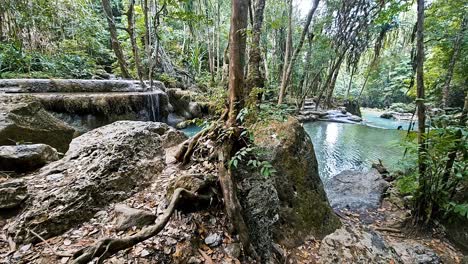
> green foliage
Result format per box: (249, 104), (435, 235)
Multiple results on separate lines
(400, 114), (468, 220)
(229, 146), (277, 178)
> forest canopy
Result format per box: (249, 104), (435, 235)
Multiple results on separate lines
(0, 0), (466, 109)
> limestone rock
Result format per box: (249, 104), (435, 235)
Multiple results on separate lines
(344, 99), (362, 117)
(318, 224), (401, 263)
(204, 233), (222, 247)
(0, 179), (28, 209)
(224, 243), (241, 259)
(113, 204), (156, 231)
(326, 169), (389, 212)
(0, 144), (59, 173)
(254, 118), (340, 247)
(0, 95), (75, 152)
(8, 121), (176, 243)
(390, 241), (441, 264)
(381, 112), (394, 119)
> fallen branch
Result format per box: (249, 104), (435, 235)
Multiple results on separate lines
(28, 229), (73, 258)
(71, 188), (211, 264)
(374, 227), (401, 233)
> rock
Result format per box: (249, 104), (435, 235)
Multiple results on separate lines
(254, 118), (340, 247)
(166, 88), (196, 119)
(326, 169), (389, 211)
(188, 102), (201, 118)
(36, 91), (170, 133)
(8, 121), (180, 243)
(348, 115), (363, 122)
(204, 233), (222, 247)
(344, 99), (362, 117)
(0, 95), (75, 152)
(224, 243), (241, 259)
(176, 120), (191, 129)
(0, 144), (59, 173)
(318, 224), (401, 263)
(113, 204), (156, 231)
(0, 179), (28, 209)
(380, 112), (394, 119)
(0, 79), (165, 93)
(296, 114), (318, 122)
(390, 241), (441, 263)
(444, 213), (468, 254)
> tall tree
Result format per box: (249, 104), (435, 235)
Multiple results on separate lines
(246, 0), (267, 98)
(127, 0), (145, 87)
(101, 0), (131, 79)
(414, 0), (428, 224)
(442, 16), (467, 107)
(278, 0), (320, 104)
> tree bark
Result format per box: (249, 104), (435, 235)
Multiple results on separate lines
(414, 0), (428, 224)
(442, 16), (467, 108)
(101, 0), (131, 79)
(278, 0), (320, 105)
(246, 0), (267, 99)
(127, 0), (146, 87)
(277, 0), (293, 105)
(227, 0), (249, 125)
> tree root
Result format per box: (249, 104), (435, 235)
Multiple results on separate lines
(71, 188), (211, 264)
(218, 142), (260, 261)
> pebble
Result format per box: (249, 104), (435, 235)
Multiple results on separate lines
(204, 233), (223, 247)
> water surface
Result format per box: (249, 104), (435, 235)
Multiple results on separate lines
(303, 121), (406, 182)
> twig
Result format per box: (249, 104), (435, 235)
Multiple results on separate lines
(28, 229), (73, 257)
(198, 249), (214, 264)
(374, 227), (401, 233)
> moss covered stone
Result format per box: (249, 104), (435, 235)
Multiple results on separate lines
(253, 117), (341, 247)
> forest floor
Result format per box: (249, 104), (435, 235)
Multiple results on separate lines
(0, 147), (465, 264)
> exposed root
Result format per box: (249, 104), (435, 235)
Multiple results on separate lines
(70, 188), (211, 264)
(218, 142), (259, 261)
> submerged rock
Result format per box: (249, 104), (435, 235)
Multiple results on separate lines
(0, 95), (75, 152)
(0, 179), (28, 209)
(253, 118), (341, 247)
(8, 121), (183, 243)
(318, 224), (401, 263)
(0, 144), (59, 173)
(326, 169), (389, 212)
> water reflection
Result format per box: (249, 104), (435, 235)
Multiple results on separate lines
(303, 121), (405, 182)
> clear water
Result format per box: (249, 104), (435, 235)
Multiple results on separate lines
(362, 109), (417, 131)
(181, 110), (409, 182)
(303, 121), (406, 182)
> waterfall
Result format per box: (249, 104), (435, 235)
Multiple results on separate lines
(146, 91), (160, 122)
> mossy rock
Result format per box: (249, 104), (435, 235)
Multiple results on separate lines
(253, 117), (341, 247)
(0, 95), (75, 152)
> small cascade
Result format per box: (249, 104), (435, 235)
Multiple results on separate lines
(146, 91), (161, 122)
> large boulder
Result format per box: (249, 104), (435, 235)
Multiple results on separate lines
(253, 118), (341, 247)
(7, 121), (185, 243)
(344, 99), (362, 117)
(325, 169), (389, 212)
(0, 144), (59, 173)
(318, 224), (401, 263)
(0, 95), (75, 152)
(0, 179), (28, 209)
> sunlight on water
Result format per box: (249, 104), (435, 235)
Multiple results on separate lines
(303, 121), (406, 182)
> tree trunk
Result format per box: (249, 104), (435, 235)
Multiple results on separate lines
(414, 0), (428, 224)
(346, 66), (356, 98)
(101, 0), (131, 79)
(127, 0), (146, 87)
(227, 0), (248, 125)
(245, 0), (267, 99)
(278, 0), (320, 105)
(277, 0), (293, 105)
(442, 16), (467, 108)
